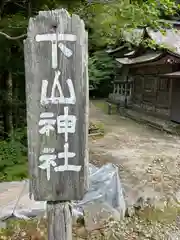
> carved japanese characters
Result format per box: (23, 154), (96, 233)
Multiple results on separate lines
(36, 33), (81, 180)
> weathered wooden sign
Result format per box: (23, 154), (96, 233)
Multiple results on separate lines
(24, 9), (88, 202)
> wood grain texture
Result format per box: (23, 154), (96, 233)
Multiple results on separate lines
(24, 9), (88, 201)
(47, 202), (72, 240)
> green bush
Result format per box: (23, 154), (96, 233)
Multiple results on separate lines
(0, 128), (28, 182)
(89, 50), (116, 97)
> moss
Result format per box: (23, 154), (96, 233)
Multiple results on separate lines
(89, 121), (105, 137)
(137, 205), (180, 224)
(93, 100), (117, 115)
(0, 219), (47, 240)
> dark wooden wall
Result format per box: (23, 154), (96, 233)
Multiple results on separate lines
(129, 62), (179, 117)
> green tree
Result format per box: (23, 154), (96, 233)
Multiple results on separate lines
(0, 0), (85, 138)
(76, 0), (180, 47)
(0, 0), (85, 181)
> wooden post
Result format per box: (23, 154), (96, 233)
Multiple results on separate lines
(108, 102), (112, 115)
(154, 77), (158, 112)
(169, 78), (173, 111)
(24, 9), (88, 240)
(47, 202), (72, 239)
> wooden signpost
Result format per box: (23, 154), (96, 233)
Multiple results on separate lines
(24, 9), (88, 239)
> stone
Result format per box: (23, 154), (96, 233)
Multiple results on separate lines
(0, 221), (6, 229)
(125, 206), (135, 217)
(76, 226), (88, 239)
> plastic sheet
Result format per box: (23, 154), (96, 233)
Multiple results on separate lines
(72, 163), (126, 228)
(166, 231), (180, 240)
(0, 163), (125, 225)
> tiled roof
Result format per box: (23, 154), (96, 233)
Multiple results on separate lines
(146, 28), (180, 55)
(116, 52), (162, 65)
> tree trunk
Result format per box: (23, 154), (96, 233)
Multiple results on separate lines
(2, 70), (13, 138)
(0, 0), (6, 18)
(28, 0), (32, 17)
(12, 77), (19, 129)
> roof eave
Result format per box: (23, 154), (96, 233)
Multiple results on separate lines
(115, 52), (164, 65)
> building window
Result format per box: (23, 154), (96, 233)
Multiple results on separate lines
(120, 84), (125, 95)
(159, 78), (169, 91)
(120, 83), (131, 96)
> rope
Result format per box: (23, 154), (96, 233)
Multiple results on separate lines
(12, 180), (28, 216)
(1, 180), (28, 221)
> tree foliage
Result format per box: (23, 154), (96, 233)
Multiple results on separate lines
(89, 50), (116, 96)
(0, 0), (180, 180)
(76, 0), (180, 47)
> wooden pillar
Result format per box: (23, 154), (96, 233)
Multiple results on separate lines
(116, 83), (118, 95)
(123, 66), (129, 108)
(47, 202), (72, 240)
(169, 78), (173, 117)
(141, 77), (144, 108)
(124, 82), (127, 108)
(154, 77), (158, 112)
(113, 83), (116, 94)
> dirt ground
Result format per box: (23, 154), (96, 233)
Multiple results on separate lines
(89, 101), (180, 206)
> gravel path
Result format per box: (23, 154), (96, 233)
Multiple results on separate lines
(89, 101), (180, 205)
